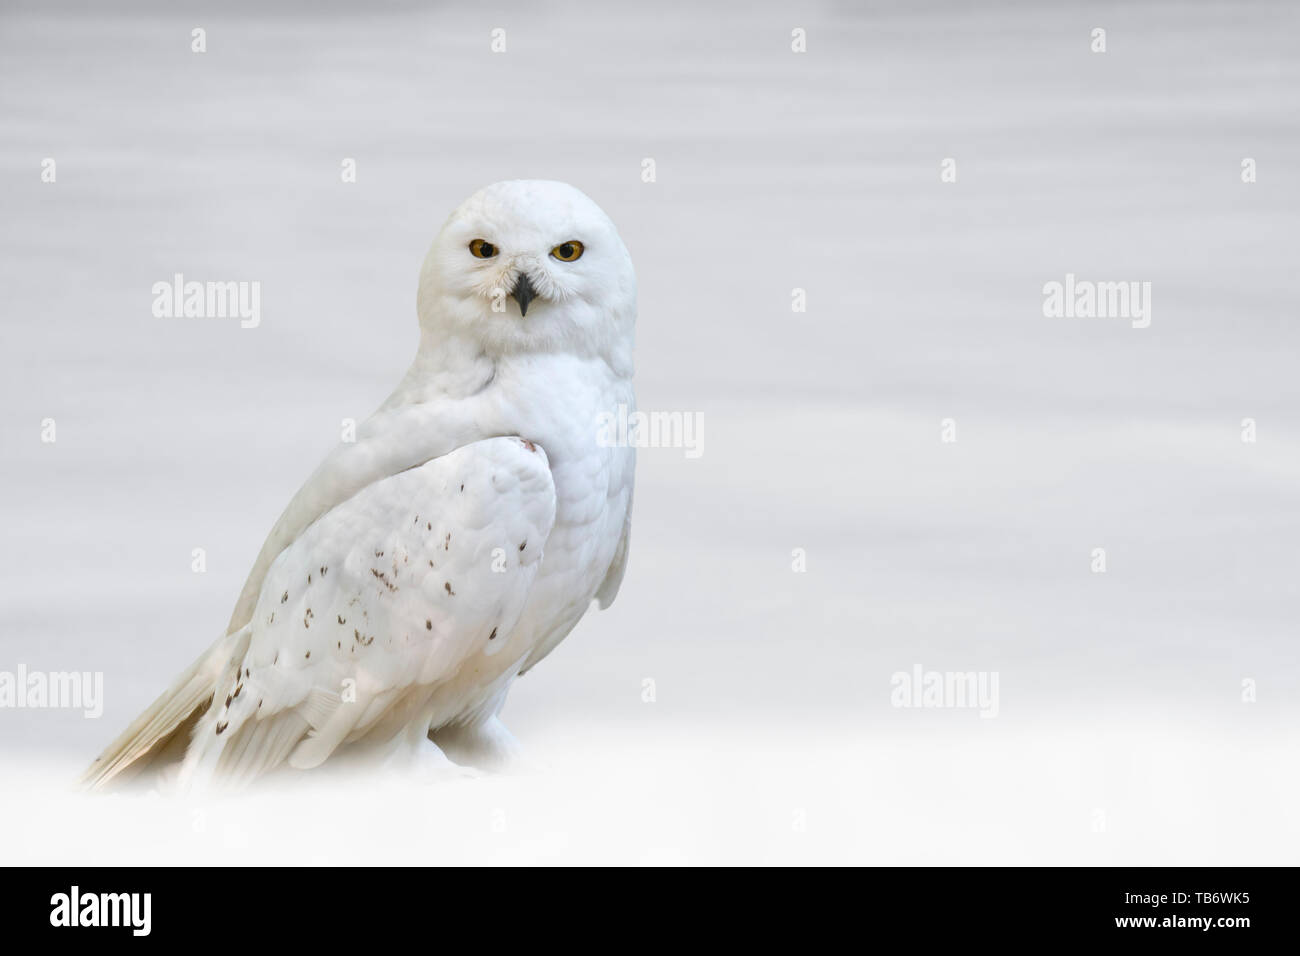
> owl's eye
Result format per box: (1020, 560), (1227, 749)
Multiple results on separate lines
(550, 240), (584, 262)
(469, 239), (497, 258)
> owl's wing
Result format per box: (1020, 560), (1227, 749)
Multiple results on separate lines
(225, 399), (494, 636)
(168, 435), (555, 789)
(81, 402), (518, 790)
(178, 436), (555, 788)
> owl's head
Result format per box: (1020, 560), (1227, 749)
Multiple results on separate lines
(417, 180), (636, 367)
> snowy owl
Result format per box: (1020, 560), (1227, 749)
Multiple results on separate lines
(84, 180), (636, 790)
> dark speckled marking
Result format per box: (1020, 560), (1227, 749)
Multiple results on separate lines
(281, 590), (288, 604)
(444, 582), (454, 596)
(489, 627), (497, 640)
(425, 619), (432, 630)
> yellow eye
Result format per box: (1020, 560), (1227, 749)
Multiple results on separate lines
(469, 239), (497, 258)
(550, 240), (584, 262)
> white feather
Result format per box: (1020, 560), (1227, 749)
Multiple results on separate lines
(85, 181), (637, 790)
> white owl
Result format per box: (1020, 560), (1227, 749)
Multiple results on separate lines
(84, 180), (636, 790)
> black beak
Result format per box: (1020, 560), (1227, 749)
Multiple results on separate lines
(510, 274), (537, 317)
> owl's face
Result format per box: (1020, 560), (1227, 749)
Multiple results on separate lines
(418, 181), (636, 363)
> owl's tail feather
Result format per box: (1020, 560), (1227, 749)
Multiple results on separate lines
(79, 626), (252, 791)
